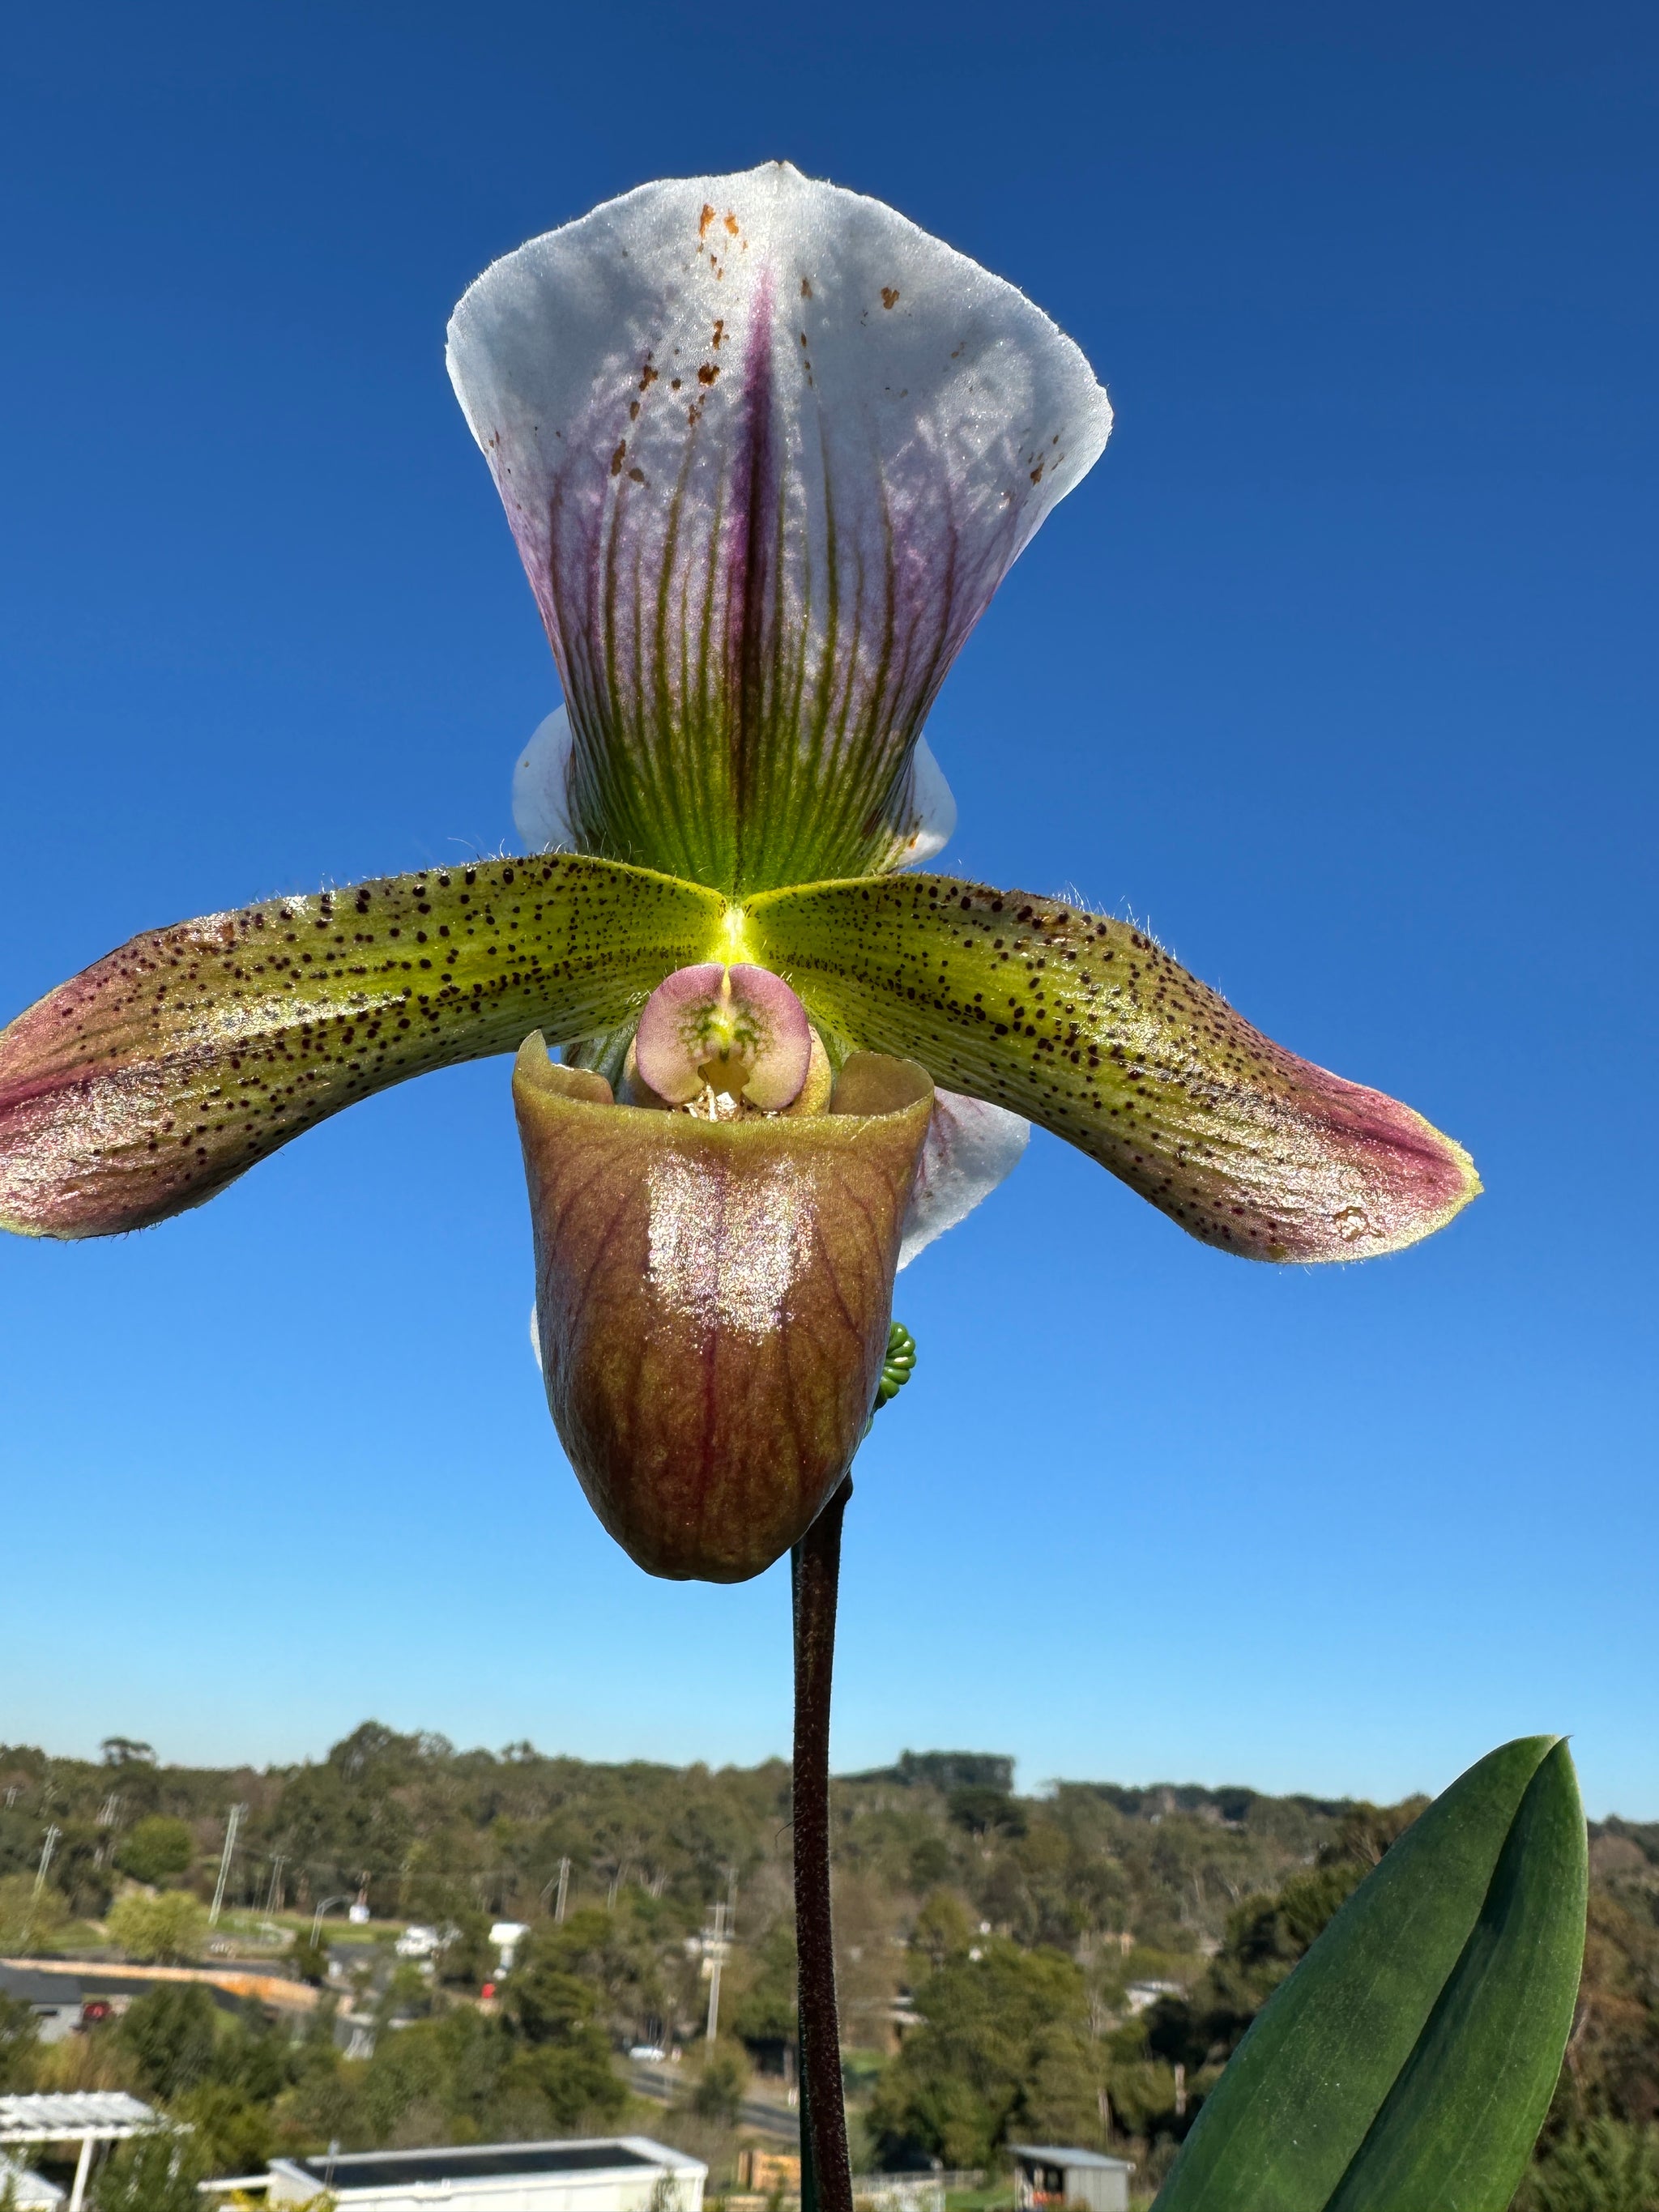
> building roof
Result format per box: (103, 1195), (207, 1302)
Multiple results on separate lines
(0, 1957), (314, 2014)
(0, 2093), (157, 2142)
(0, 1963), (247, 2014)
(280, 2135), (706, 2193)
(0, 1968), (83, 2006)
(1008, 2146), (1137, 2173)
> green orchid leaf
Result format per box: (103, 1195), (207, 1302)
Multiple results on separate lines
(1319, 1740), (1587, 2212)
(0, 854), (723, 1238)
(746, 873), (1478, 1262)
(1154, 1736), (1588, 2212)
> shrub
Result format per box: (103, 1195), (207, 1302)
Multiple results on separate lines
(90, 2129), (205, 2212)
(1519, 2119), (1659, 2212)
(106, 1890), (207, 1965)
(114, 1817), (194, 1888)
(117, 1984), (216, 2099)
(0, 1875), (68, 1954)
(689, 2040), (750, 2124)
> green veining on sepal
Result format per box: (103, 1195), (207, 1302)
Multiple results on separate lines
(0, 853), (725, 1239)
(745, 872), (1479, 1265)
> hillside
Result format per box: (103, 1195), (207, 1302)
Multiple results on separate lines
(0, 1727), (1653, 2202)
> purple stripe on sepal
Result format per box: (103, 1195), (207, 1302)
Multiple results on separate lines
(447, 164), (1113, 894)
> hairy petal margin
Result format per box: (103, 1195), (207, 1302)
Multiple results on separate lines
(748, 875), (1479, 1264)
(0, 856), (724, 1238)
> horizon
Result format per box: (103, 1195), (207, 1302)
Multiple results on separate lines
(5, 1724), (1644, 1826)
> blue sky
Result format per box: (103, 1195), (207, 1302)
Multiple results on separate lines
(2, 1), (1653, 1818)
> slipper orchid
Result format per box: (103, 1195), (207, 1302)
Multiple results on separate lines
(0, 163), (1478, 1571)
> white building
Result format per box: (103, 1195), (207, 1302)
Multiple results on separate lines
(490, 1920), (532, 1975)
(266, 2133), (707, 2211)
(1124, 1980), (1185, 2017)
(0, 2095), (162, 2212)
(0, 2155), (64, 2208)
(1009, 2145), (1137, 2212)
(394, 1924), (446, 1960)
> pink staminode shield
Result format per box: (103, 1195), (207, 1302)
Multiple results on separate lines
(633, 962), (813, 1110)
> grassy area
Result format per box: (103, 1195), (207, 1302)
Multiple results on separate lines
(3, 1918), (116, 1957)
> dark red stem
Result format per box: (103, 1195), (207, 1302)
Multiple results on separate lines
(793, 1475), (853, 2212)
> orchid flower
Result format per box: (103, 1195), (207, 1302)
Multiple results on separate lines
(0, 162), (1477, 1589)
(0, 162), (1486, 2212)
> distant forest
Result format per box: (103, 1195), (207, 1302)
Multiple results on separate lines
(0, 1726), (1653, 2206)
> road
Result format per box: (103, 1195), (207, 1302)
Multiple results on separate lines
(628, 2061), (801, 2144)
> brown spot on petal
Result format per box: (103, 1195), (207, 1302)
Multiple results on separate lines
(0, 857), (724, 1239)
(749, 875), (1480, 1267)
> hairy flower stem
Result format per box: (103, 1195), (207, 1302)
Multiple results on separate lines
(793, 1474), (854, 2212)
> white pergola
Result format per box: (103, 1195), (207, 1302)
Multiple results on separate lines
(0, 2091), (161, 2212)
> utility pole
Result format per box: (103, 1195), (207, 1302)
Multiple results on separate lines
(265, 1853), (286, 1916)
(702, 1899), (731, 2044)
(209, 1804), (246, 1927)
(94, 1795), (119, 1867)
(554, 1857), (570, 1924)
(23, 1826), (62, 1950)
(33, 1826), (62, 1899)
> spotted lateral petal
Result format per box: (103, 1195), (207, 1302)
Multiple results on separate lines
(748, 876), (1479, 1263)
(0, 855), (724, 1238)
(446, 161), (1111, 896)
